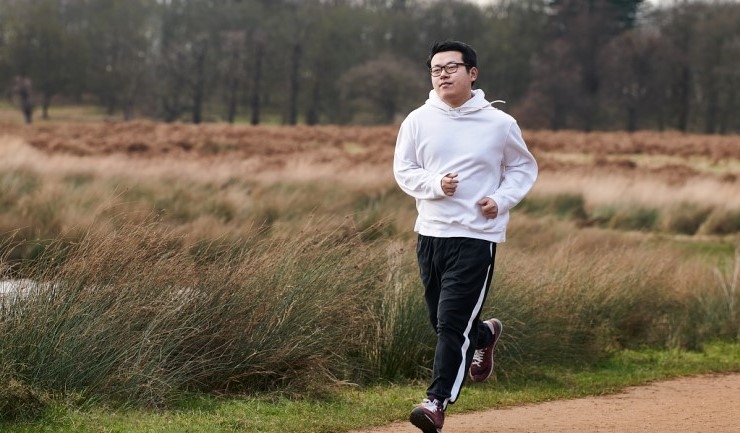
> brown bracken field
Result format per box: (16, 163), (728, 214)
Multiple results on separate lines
(2, 120), (739, 234)
(3, 121), (738, 178)
(3, 120), (738, 205)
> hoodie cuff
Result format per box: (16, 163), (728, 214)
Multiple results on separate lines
(434, 174), (447, 198)
(490, 195), (509, 214)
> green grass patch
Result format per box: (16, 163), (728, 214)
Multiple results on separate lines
(699, 208), (740, 236)
(1, 341), (738, 433)
(607, 206), (659, 231)
(519, 193), (588, 220)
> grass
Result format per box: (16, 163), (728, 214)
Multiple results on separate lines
(0, 104), (109, 124)
(1, 341), (739, 433)
(1, 217), (396, 403)
(520, 192), (740, 236)
(2, 215), (738, 427)
(0, 125), (738, 430)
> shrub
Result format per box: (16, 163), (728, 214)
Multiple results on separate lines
(486, 228), (728, 368)
(586, 206), (618, 227)
(698, 208), (740, 236)
(0, 168), (41, 209)
(352, 189), (404, 241)
(358, 241), (434, 382)
(518, 193), (587, 221)
(0, 218), (391, 406)
(608, 206), (659, 231)
(661, 203), (712, 235)
(0, 377), (46, 422)
(704, 249), (740, 340)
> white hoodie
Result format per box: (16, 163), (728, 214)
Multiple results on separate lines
(394, 89), (538, 243)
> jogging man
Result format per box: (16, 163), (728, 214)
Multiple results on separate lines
(393, 40), (538, 433)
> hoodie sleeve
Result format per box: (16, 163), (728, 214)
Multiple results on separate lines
(490, 121), (538, 213)
(393, 117), (446, 200)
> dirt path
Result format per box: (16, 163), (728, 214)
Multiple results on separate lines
(350, 373), (740, 433)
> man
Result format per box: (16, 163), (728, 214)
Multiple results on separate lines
(393, 40), (538, 433)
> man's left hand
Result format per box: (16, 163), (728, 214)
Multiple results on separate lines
(477, 197), (499, 219)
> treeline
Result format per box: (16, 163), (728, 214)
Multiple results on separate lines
(1, 0), (738, 133)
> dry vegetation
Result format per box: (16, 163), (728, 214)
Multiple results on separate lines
(1, 120), (738, 265)
(0, 121), (738, 413)
(2, 121), (738, 238)
(2, 121), (737, 189)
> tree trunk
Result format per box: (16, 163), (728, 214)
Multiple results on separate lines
(551, 89), (566, 131)
(226, 76), (239, 124)
(225, 50), (240, 124)
(42, 93), (51, 120)
(718, 89), (735, 134)
(192, 46), (207, 124)
(676, 66), (691, 132)
(704, 88), (718, 134)
(16, 77), (34, 124)
(306, 76), (320, 125)
(250, 40), (264, 126)
(286, 43), (302, 125)
(626, 105), (637, 132)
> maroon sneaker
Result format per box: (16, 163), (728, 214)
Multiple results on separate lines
(469, 318), (503, 382)
(409, 398), (444, 433)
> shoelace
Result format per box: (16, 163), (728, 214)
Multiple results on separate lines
(422, 398), (442, 412)
(471, 348), (485, 366)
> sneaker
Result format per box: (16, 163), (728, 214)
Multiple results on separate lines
(409, 398), (444, 433)
(469, 318), (503, 382)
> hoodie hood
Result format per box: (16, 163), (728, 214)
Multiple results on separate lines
(425, 88), (493, 116)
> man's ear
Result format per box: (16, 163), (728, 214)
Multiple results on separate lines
(470, 66), (478, 82)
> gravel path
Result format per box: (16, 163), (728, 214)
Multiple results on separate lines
(350, 373), (740, 433)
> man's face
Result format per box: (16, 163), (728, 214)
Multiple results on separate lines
(430, 50), (477, 108)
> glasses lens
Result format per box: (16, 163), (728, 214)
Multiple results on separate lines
(444, 63), (459, 74)
(430, 67), (442, 76)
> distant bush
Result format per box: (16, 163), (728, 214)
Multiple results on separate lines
(661, 203), (712, 235)
(699, 208), (740, 235)
(585, 206), (618, 228)
(608, 206), (659, 231)
(519, 193), (587, 220)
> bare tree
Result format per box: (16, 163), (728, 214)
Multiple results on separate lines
(249, 31), (265, 125)
(12, 75), (34, 123)
(518, 39), (580, 130)
(220, 31), (247, 124)
(338, 54), (427, 124)
(691, 3), (740, 133)
(600, 28), (663, 131)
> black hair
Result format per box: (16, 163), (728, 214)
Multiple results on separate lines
(426, 40), (478, 70)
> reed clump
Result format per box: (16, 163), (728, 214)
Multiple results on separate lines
(1, 217), (395, 406)
(521, 193), (740, 237)
(0, 377), (46, 422)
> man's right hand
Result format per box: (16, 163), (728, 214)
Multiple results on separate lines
(442, 173), (459, 196)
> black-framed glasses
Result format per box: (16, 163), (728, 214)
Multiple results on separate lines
(430, 62), (468, 77)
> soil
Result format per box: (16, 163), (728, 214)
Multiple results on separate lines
(350, 373), (740, 433)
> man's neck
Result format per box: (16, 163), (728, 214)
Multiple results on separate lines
(443, 91), (475, 109)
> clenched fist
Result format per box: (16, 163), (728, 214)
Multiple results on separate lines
(442, 173), (459, 196)
(477, 197), (499, 219)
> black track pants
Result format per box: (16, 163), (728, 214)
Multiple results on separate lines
(417, 235), (497, 407)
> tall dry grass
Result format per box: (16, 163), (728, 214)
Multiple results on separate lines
(1, 216), (406, 407)
(496, 216), (733, 365)
(0, 125), (738, 413)
(5, 212), (734, 411)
